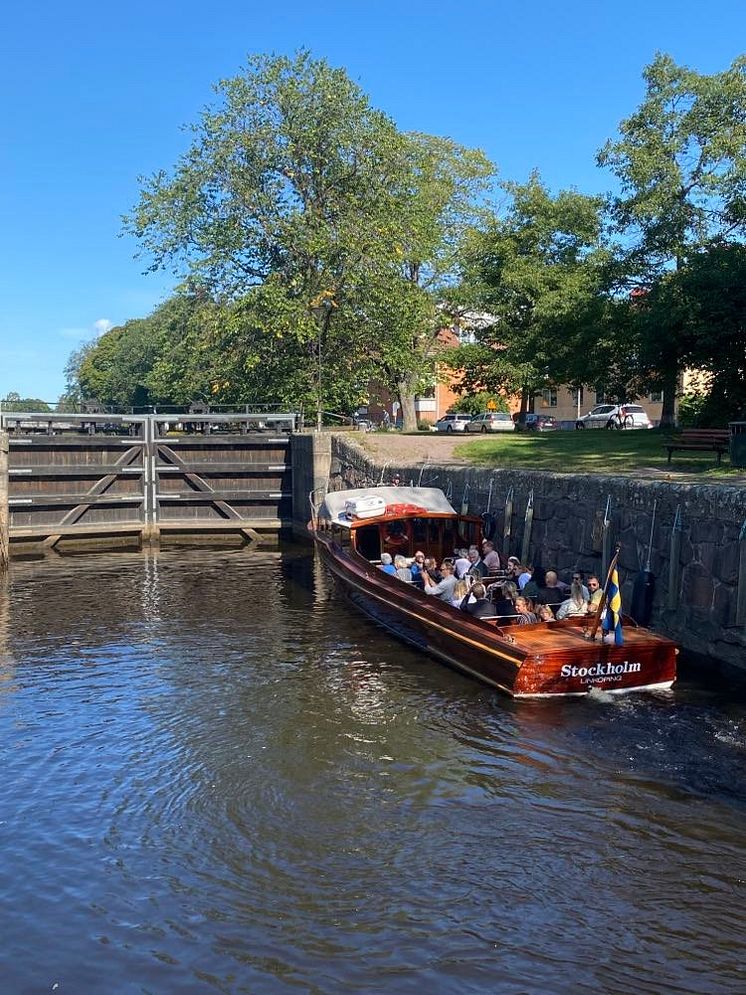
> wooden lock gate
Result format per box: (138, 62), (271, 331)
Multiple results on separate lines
(1, 412), (299, 552)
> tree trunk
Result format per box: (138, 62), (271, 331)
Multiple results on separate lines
(659, 365), (679, 428)
(397, 374), (419, 433)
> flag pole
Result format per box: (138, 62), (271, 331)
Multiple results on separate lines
(588, 542), (622, 642)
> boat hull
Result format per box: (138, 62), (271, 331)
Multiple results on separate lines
(314, 534), (677, 698)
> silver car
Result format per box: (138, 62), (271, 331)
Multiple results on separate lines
(575, 403), (653, 430)
(465, 412), (515, 433)
(434, 413), (473, 433)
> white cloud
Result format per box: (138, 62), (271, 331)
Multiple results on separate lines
(58, 317), (114, 342)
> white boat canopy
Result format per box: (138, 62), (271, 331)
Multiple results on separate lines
(320, 486), (458, 527)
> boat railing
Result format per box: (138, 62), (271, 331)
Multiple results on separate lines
(309, 486), (328, 529)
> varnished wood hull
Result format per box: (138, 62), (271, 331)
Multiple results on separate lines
(313, 533), (677, 698)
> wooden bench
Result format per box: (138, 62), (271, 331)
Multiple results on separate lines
(665, 429), (730, 464)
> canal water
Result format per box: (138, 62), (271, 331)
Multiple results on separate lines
(0, 548), (744, 994)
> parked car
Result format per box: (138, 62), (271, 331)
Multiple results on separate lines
(465, 411), (515, 433)
(513, 412), (558, 432)
(434, 413), (473, 433)
(575, 403), (653, 430)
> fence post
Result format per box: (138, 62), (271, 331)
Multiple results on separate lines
(0, 432), (8, 572)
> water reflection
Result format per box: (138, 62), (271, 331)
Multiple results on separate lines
(0, 547), (744, 993)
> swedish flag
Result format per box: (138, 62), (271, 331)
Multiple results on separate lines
(602, 566), (624, 645)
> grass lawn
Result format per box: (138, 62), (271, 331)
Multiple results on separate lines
(455, 428), (742, 478)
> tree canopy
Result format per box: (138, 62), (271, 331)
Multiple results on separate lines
(63, 50), (746, 429)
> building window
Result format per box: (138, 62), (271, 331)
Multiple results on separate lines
(540, 388), (557, 408)
(649, 390), (663, 403)
(595, 388), (605, 405)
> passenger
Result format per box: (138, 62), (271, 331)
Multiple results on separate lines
(556, 582), (589, 620)
(521, 570), (540, 600)
(537, 603), (556, 622)
(423, 561), (457, 602)
(410, 551), (427, 588)
(462, 582), (497, 618)
(466, 548), (488, 580)
(567, 571), (590, 601)
(514, 596), (539, 624)
(537, 570), (565, 611)
(517, 564), (533, 590)
(492, 582), (518, 621)
(454, 548), (471, 579)
(378, 552), (397, 576)
(423, 556), (442, 583)
(394, 555), (412, 583)
(481, 539), (502, 574)
(451, 578), (474, 608)
(587, 575), (603, 609)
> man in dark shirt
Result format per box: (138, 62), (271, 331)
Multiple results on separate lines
(537, 569), (565, 610)
(466, 548), (488, 579)
(460, 582), (497, 618)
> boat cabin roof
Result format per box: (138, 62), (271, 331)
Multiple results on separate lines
(320, 486), (458, 528)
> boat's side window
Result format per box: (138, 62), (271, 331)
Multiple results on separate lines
(412, 517), (428, 545)
(355, 524), (381, 560)
(330, 523), (350, 548)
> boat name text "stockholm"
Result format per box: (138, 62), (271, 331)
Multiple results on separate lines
(560, 661), (642, 682)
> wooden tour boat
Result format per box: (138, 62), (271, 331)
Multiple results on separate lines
(309, 486), (677, 698)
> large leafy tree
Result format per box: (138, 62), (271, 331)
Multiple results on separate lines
(365, 132), (494, 430)
(125, 51), (410, 425)
(451, 172), (610, 410)
(636, 243), (746, 425)
(598, 53), (746, 425)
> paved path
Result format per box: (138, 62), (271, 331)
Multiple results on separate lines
(358, 432), (470, 465)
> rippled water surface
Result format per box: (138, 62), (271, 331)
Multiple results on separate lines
(0, 548), (745, 994)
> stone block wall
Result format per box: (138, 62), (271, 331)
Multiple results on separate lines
(330, 435), (746, 671)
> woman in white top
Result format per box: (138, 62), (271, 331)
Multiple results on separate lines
(556, 582), (589, 620)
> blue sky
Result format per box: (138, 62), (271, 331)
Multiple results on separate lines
(2, 0), (744, 401)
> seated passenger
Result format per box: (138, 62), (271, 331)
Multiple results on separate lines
(454, 548), (471, 579)
(394, 554), (413, 582)
(410, 551), (426, 588)
(587, 575), (603, 609)
(462, 582), (497, 618)
(514, 596), (539, 624)
(378, 553), (397, 576)
(467, 548), (488, 580)
(556, 582), (589, 619)
(423, 556), (442, 583)
(537, 603), (555, 622)
(492, 581), (518, 620)
(450, 578), (474, 608)
(481, 540), (502, 575)
(423, 561), (457, 601)
(517, 564), (533, 590)
(567, 571), (590, 601)
(537, 570), (565, 610)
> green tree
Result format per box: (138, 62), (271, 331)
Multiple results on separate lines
(451, 172), (609, 410)
(0, 392), (51, 412)
(598, 53), (746, 425)
(126, 51), (411, 427)
(365, 132), (494, 431)
(636, 243), (746, 425)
